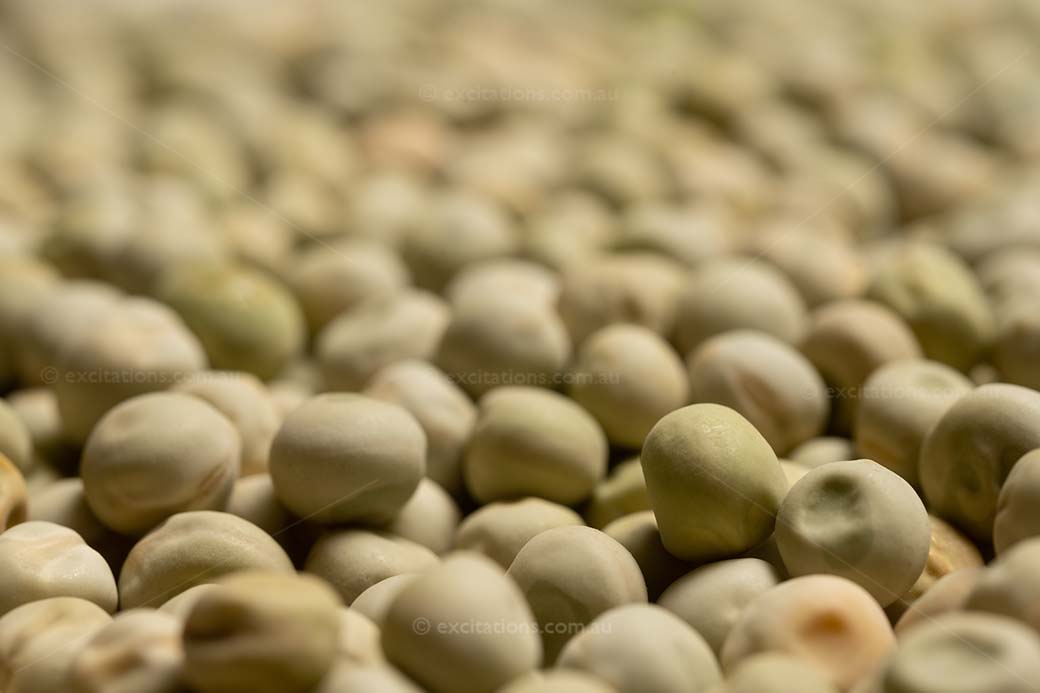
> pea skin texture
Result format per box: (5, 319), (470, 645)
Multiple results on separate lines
(363, 359), (476, 498)
(435, 293), (570, 398)
(182, 572), (342, 693)
(452, 497), (584, 569)
(584, 457), (649, 529)
(569, 323), (689, 449)
(880, 613), (1040, 693)
(0, 453), (27, 532)
(68, 609), (184, 693)
(686, 330), (829, 456)
(658, 558), (781, 656)
(382, 553), (541, 693)
(775, 459), (930, 606)
(672, 259), (807, 356)
(0, 521), (117, 616)
(318, 290), (449, 392)
(604, 510), (692, 600)
(799, 300), (921, 432)
(720, 575), (894, 690)
(853, 359), (971, 489)
(994, 449), (1040, 554)
(463, 387), (607, 506)
(268, 393), (426, 525)
(506, 526), (647, 664)
(920, 383), (1040, 541)
(556, 604), (721, 693)
(54, 297), (207, 445)
(117, 511), (294, 610)
(641, 404), (788, 562)
(81, 392), (241, 536)
(0, 597), (113, 693)
(158, 263), (306, 380)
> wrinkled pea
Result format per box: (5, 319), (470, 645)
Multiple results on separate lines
(118, 511), (294, 609)
(182, 572), (342, 693)
(81, 392), (240, 536)
(0, 521), (117, 616)
(775, 459), (930, 606)
(0, 597), (112, 693)
(53, 297), (207, 445)
(68, 609), (184, 693)
(28, 478), (133, 572)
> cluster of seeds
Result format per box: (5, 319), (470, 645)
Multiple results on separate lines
(3, 0), (1040, 692)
